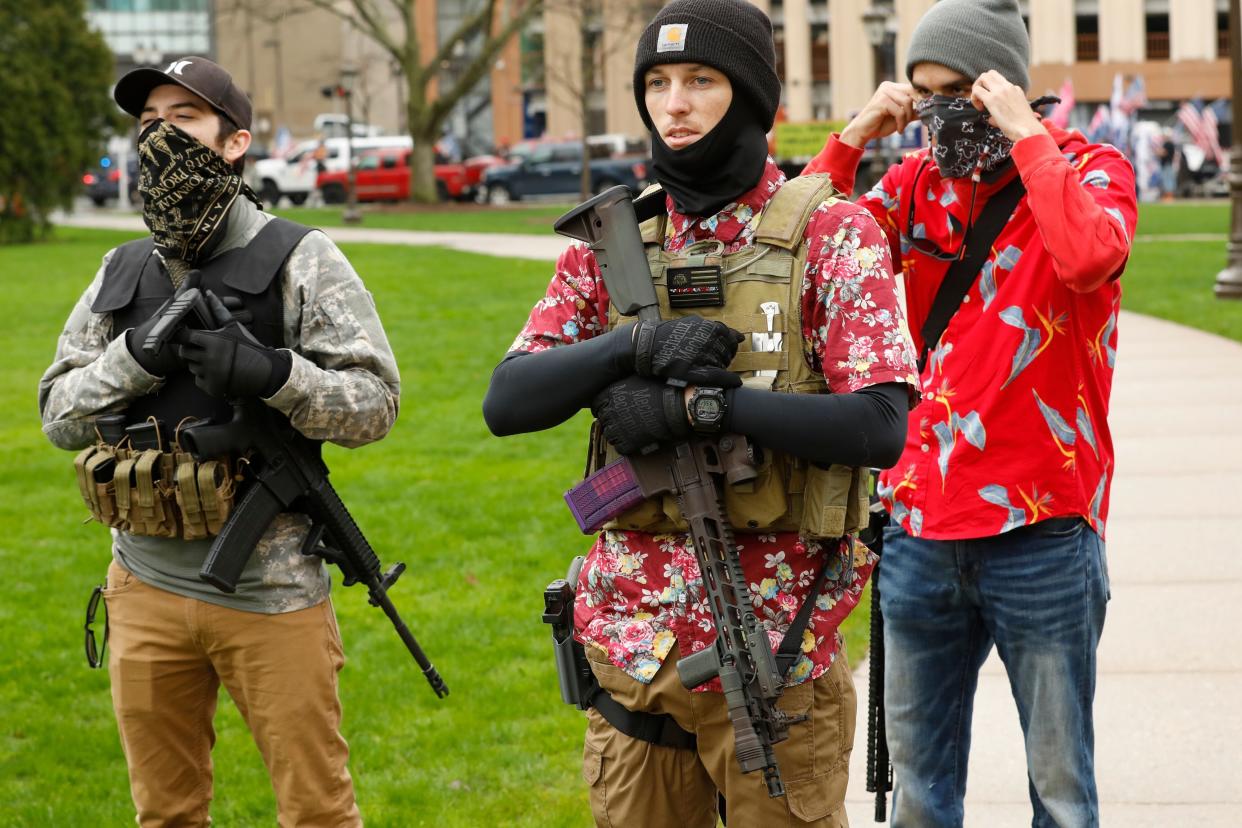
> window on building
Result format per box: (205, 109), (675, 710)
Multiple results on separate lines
(1076, 14), (1099, 62)
(811, 24), (830, 84)
(1145, 13), (1170, 60)
(1218, 9), (1231, 59)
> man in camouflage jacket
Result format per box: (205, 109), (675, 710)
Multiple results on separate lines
(38, 57), (397, 826)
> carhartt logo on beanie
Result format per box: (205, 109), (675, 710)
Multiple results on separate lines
(905, 0), (1030, 90)
(633, 0), (781, 131)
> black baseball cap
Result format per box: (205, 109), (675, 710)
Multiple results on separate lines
(114, 56), (252, 130)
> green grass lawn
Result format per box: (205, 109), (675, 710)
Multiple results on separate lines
(3, 201), (1239, 824)
(271, 202), (574, 235)
(1136, 201), (1228, 236)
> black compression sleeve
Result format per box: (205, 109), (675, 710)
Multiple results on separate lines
(727, 382), (910, 468)
(482, 324), (635, 435)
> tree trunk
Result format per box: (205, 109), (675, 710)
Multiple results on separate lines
(579, 29), (596, 201)
(408, 139), (439, 204)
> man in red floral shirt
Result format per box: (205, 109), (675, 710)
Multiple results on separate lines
(484, 0), (917, 824)
(801, 1), (1137, 826)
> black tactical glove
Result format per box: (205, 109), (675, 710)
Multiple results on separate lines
(126, 312), (184, 377)
(592, 375), (689, 456)
(179, 323), (292, 399)
(633, 316), (745, 386)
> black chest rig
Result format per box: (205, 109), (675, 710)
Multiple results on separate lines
(93, 218), (311, 429)
(74, 218), (312, 540)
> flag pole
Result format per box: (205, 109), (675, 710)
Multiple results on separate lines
(1216, 0), (1242, 298)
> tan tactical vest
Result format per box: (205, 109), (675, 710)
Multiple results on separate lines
(589, 174), (869, 539)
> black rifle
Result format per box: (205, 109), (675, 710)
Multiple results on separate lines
(141, 292), (449, 699)
(860, 497), (892, 822)
(554, 187), (803, 798)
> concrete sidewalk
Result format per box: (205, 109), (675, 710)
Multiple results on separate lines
(53, 210), (571, 261)
(844, 311), (1242, 826)
(58, 211), (1242, 823)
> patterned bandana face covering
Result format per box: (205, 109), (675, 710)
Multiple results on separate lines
(137, 119), (261, 265)
(914, 95), (1014, 179)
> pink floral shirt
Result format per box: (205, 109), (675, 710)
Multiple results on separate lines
(510, 159), (919, 688)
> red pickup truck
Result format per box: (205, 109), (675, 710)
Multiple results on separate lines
(317, 147), (472, 202)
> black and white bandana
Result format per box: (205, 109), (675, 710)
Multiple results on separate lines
(137, 119), (261, 267)
(915, 95), (1014, 179)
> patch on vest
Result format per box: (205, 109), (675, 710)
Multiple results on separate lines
(666, 264), (724, 308)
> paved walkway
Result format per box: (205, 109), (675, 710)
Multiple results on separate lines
(54, 210), (570, 261)
(58, 210), (1242, 824)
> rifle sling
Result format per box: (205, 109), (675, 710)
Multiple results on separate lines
(917, 175), (1026, 373)
(774, 537), (846, 678)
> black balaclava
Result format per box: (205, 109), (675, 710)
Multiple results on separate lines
(137, 119), (261, 280)
(650, 92), (769, 217)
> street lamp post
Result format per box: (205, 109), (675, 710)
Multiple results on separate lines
(1216, 0), (1242, 298)
(861, 3), (890, 85)
(340, 65), (362, 225)
(862, 2), (895, 187)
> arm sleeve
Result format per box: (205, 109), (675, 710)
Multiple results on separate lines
(729, 382), (908, 468)
(38, 250), (166, 451)
(264, 231), (401, 448)
(482, 326), (633, 435)
(1011, 132), (1138, 293)
(483, 241), (618, 435)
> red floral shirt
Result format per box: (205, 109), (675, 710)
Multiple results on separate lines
(509, 159), (919, 687)
(804, 127), (1137, 540)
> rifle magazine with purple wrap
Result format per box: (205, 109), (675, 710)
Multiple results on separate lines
(564, 458), (647, 533)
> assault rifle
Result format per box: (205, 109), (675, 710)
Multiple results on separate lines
(141, 290), (449, 699)
(555, 187), (802, 797)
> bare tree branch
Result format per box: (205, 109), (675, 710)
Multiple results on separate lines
(425, 0), (543, 131)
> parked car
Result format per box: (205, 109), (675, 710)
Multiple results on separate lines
(316, 146), (470, 203)
(480, 141), (648, 204)
(82, 157), (139, 207)
(253, 136), (414, 206)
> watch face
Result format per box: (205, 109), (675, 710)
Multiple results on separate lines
(696, 398), (722, 419)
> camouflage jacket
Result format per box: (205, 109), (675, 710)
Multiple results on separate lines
(38, 200), (401, 613)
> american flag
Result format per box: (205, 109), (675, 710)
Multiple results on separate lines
(1119, 75), (1148, 116)
(1202, 100), (1226, 167)
(1087, 105), (1111, 143)
(1179, 100), (1225, 167)
(1046, 79), (1076, 129)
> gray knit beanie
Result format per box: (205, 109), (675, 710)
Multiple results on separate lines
(905, 0), (1030, 90)
(633, 0), (781, 131)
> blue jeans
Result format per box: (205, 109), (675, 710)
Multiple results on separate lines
(878, 517), (1109, 828)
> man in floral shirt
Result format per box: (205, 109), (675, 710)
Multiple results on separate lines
(801, 1), (1137, 826)
(485, 0), (917, 824)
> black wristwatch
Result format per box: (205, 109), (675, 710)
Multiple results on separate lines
(687, 386), (728, 433)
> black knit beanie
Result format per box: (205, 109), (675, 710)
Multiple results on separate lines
(632, 0), (781, 131)
(906, 0), (1030, 90)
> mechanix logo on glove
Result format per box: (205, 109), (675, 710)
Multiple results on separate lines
(632, 315), (744, 388)
(592, 376), (689, 456)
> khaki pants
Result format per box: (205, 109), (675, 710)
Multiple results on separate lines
(583, 644), (856, 828)
(102, 560), (361, 828)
